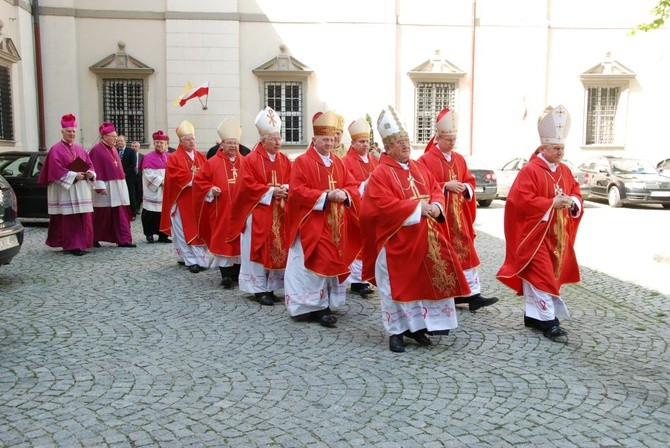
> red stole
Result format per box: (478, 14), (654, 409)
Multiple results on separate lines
(228, 144), (292, 269)
(193, 151), (241, 255)
(287, 146), (362, 281)
(342, 147), (379, 184)
(496, 154), (583, 295)
(418, 140), (479, 269)
(360, 154), (470, 302)
(159, 145), (207, 243)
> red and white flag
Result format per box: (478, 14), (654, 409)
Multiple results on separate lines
(178, 82), (209, 107)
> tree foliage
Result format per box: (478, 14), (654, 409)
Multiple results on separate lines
(631, 0), (670, 34)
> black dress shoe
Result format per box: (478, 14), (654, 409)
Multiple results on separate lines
(188, 265), (201, 273)
(403, 329), (432, 346)
(271, 292), (283, 303)
(118, 243), (137, 248)
(177, 261), (185, 266)
(146, 235), (155, 244)
(255, 292), (274, 306)
(389, 334), (405, 352)
(468, 294), (499, 313)
(220, 277), (233, 288)
(315, 313), (337, 328)
(68, 249), (86, 256)
(544, 325), (568, 341)
(93, 241), (101, 248)
(158, 237), (172, 243)
(351, 282), (375, 296)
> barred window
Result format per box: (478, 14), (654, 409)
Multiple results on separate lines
(0, 65), (14, 141)
(414, 82), (456, 144)
(265, 81), (303, 144)
(102, 79), (145, 143)
(585, 87), (619, 145)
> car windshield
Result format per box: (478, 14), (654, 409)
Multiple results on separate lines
(0, 155), (21, 170)
(611, 159), (658, 175)
(562, 159), (576, 170)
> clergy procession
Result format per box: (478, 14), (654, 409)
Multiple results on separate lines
(39, 103), (581, 353)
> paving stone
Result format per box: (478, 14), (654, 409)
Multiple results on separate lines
(0, 223), (668, 446)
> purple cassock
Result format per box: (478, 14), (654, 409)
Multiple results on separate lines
(38, 140), (95, 251)
(88, 141), (134, 245)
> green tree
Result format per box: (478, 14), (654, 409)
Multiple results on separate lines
(631, 0), (669, 34)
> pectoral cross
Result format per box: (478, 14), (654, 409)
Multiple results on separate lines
(555, 184), (564, 196)
(231, 166), (238, 181)
(407, 174), (426, 200)
(191, 164), (198, 173)
(328, 174), (337, 191)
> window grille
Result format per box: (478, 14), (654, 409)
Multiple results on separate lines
(102, 78), (145, 143)
(265, 81), (303, 144)
(0, 66), (14, 141)
(414, 82), (456, 144)
(585, 87), (619, 145)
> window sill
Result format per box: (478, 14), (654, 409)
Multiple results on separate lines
(580, 145), (625, 151)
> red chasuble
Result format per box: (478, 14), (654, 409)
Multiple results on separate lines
(342, 147), (379, 184)
(159, 145), (207, 244)
(418, 139), (479, 270)
(227, 143), (291, 269)
(287, 146), (362, 281)
(192, 151), (241, 256)
(496, 153), (583, 296)
(360, 154), (470, 302)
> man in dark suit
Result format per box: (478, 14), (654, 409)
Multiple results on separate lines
(130, 141), (143, 216)
(116, 135), (140, 218)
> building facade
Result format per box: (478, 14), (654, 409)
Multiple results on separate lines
(0, 0), (668, 167)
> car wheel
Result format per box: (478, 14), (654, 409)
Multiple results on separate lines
(608, 186), (623, 207)
(478, 199), (492, 207)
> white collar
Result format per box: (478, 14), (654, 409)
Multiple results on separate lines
(538, 153), (558, 172)
(318, 151), (332, 167)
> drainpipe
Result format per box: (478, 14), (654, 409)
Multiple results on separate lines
(32, 0), (46, 151)
(468, 0), (477, 156)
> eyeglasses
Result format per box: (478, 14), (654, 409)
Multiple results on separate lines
(391, 138), (411, 147)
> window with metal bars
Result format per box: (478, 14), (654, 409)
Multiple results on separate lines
(585, 86), (619, 145)
(265, 81), (303, 144)
(102, 78), (145, 143)
(414, 82), (456, 144)
(0, 65), (14, 141)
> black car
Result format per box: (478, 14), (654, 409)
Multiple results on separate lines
(0, 151), (48, 218)
(463, 155), (497, 207)
(0, 173), (24, 265)
(579, 156), (670, 208)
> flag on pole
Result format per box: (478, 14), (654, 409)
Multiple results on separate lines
(172, 81), (193, 108)
(178, 82), (210, 107)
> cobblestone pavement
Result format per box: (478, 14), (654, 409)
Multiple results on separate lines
(1, 221), (669, 447)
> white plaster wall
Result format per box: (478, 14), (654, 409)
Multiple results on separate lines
(166, 19), (240, 148)
(22, 0), (670, 167)
(41, 0), (165, 11)
(0, 2), (39, 152)
(59, 17), (164, 148)
(39, 15), (82, 147)
(166, 0), (236, 13)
